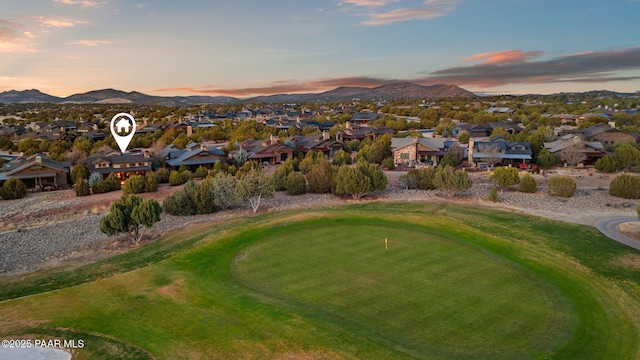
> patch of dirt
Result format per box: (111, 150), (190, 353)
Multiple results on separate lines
(614, 254), (640, 270)
(618, 222), (640, 242)
(157, 278), (185, 300)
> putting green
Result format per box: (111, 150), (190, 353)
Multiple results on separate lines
(232, 218), (574, 359)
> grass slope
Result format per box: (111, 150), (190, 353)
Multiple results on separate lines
(0, 202), (639, 359)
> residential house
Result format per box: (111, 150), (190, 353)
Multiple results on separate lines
(543, 135), (606, 165)
(391, 137), (448, 166)
(351, 112), (383, 126)
(468, 137), (532, 166)
(162, 142), (227, 171)
(234, 136), (294, 165)
(287, 131), (342, 158)
(0, 153), (70, 189)
(86, 151), (152, 181)
(336, 122), (395, 142)
(560, 123), (638, 148)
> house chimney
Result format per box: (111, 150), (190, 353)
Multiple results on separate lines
(186, 125), (193, 137)
(200, 144), (207, 151)
(346, 121), (353, 130)
(468, 138), (474, 165)
(270, 134), (278, 145)
(322, 130), (330, 141)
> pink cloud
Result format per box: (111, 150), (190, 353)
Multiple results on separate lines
(67, 40), (114, 46)
(35, 16), (86, 28)
(361, 0), (458, 26)
(465, 50), (544, 65)
(53, 0), (106, 8)
(342, 0), (400, 7)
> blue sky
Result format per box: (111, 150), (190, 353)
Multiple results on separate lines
(1, 0), (639, 97)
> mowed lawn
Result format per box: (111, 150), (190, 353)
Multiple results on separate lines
(0, 202), (639, 359)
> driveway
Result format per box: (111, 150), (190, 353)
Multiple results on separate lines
(595, 217), (640, 251)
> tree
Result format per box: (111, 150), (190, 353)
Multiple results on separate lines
(360, 163), (387, 192)
(70, 165), (90, 184)
(211, 172), (237, 210)
(536, 149), (558, 169)
(285, 172), (306, 195)
(432, 166), (472, 198)
(195, 166), (209, 179)
(105, 173), (121, 191)
(0, 178), (27, 200)
(332, 149), (351, 166)
(401, 168), (436, 190)
(547, 176), (576, 197)
(123, 175), (145, 194)
(333, 165), (371, 200)
(478, 143), (502, 167)
(163, 188), (196, 216)
(439, 151), (457, 168)
(609, 174), (640, 199)
(594, 155), (618, 173)
(74, 178), (90, 197)
(490, 166), (520, 191)
(489, 126), (509, 139)
(458, 131), (471, 145)
(518, 173), (537, 193)
(100, 195), (162, 244)
(307, 160), (333, 194)
(144, 173), (158, 192)
(88, 172), (102, 187)
(235, 169), (275, 212)
(169, 170), (183, 186)
(614, 143), (640, 171)
(233, 147), (248, 166)
(560, 144), (586, 166)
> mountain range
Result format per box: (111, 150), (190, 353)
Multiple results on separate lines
(0, 83), (476, 105)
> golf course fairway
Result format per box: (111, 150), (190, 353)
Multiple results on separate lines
(1, 202), (639, 359)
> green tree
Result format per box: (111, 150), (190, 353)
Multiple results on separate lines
(432, 166), (472, 198)
(99, 195), (162, 244)
(614, 143), (640, 171)
(0, 178), (27, 200)
(285, 172), (306, 195)
(536, 149), (558, 169)
(70, 165), (90, 184)
(307, 160), (333, 194)
(332, 149), (351, 166)
(195, 166), (209, 179)
(123, 175), (146, 194)
(547, 176), (576, 197)
(91, 180), (111, 194)
(333, 165), (371, 200)
(88, 172), (102, 187)
(211, 172), (237, 210)
(518, 173), (537, 193)
(235, 169), (275, 212)
(169, 170), (183, 186)
(458, 131), (471, 145)
(609, 174), (640, 199)
(490, 126), (509, 139)
(594, 155), (618, 173)
(163, 189), (196, 216)
(360, 162), (387, 192)
(490, 166), (520, 191)
(233, 147), (248, 166)
(439, 151), (457, 168)
(144, 173), (158, 192)
(105, 173), (121, 191)
(488, 186), (500, 202)
(74, 178), (90, 197)
(155, 168), (171, 183)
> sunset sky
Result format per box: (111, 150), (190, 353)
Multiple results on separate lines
(1, 0), (640, 97)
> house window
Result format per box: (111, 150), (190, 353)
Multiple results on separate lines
(401, 153), (410, 160)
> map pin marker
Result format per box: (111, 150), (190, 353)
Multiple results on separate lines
(110, 113), (137, 153)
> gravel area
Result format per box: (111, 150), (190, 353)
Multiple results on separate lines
(1, 170), (638, 278)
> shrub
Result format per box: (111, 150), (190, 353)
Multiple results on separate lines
(169, 170), (183, 186)
(490, 167), (520, 191)
(285, 172), (306, 195)
(404, 168), (436, 190)
(594, 155), (618, 173)
(195, 166), (209, 179)
(518, 173), (537, 193)
(382, 157), (395, 170)
(0, 178), (27, 200)
(144, 173), (158, 192)
(123, 175), (146, 194)
(614, 143), (640, 171)
(536, 149), (558, 169)
(163, 188), (196, 216)
(333, 165), (371, 199)
(91, 180), (111, 194)
(307, 160), (333, 194)
(547, 176), (576, 197)
(70, 165), (90, 184)
(332, 150), (351, 166)
(74, 178), (90, 196)
(488, 186), (500, 202)
(439, 152), (457, 168)
(609, 174), (640, 199)
(105, 173), (121, 191)
(88, 172), (102, 187)
(155, 168), (171, 183)
(211, 172), (236, 210)
(180, 170), (193, 183)
(432, 166), (472, 198)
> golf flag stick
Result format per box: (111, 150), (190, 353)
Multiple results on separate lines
(385, 237), (388, 251)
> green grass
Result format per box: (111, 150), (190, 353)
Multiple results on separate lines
(0, 202), (639, 359)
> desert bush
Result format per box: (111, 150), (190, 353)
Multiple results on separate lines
(123, 175), (146, 194)
(490, 166), (520, 190)
(307, 160), (333, 194)
(70, 164), (90, 184)
(594, 155), (618, 173)
(88, 172), (102, 187)
(74, 178), (90, 196)
(105, 173), (121, 191)
(382, 157), (395, 170)
(144, 173), (158, 192)
(609, 173), (640, 199)
(155, 168), (170, 183)
(432, 166), (472, 198)
(547, 176), (576, 197)
(488, 186), (500, 202)
(518, 173), (537, 193)
(91, 180), (111, 194)
(332, 149), (351, 166)
(162, 188), (196, 216)
(285, 172), (306, 195)
(195, 166), (209, 179)
(0, 178), (27, 200)
(169, 170), (183, 186)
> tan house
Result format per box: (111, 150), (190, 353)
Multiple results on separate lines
(0, 153), (70, 189)
(86, 151), (152, 180)
(234, 136), (294, 165)
(391, 137), (448, 166)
